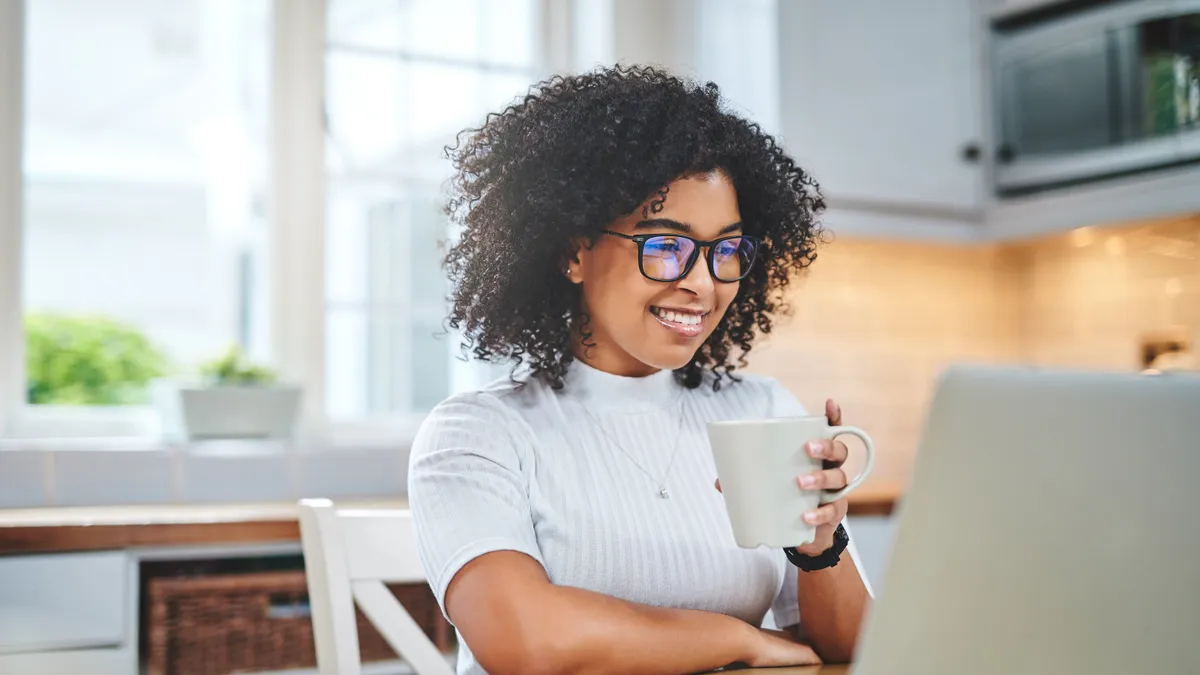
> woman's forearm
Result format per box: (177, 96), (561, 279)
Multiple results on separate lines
(526, 585), (761, 675)
(794, 550), (871, 663)
(448, 552), (765, 675)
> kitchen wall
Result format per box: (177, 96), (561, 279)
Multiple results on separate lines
(1012, 216), (1200, 371)
(749, 215), (1200, 488)
(746, 236), (1022, 487)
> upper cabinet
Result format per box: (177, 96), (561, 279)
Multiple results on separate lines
(778, 0), (985, 215)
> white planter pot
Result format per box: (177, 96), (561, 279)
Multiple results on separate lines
(153, 383), (302, 442)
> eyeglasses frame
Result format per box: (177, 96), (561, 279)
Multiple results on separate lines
(600, 229), (760, 283)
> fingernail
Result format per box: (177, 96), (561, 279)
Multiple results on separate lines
(807, 441), (823, 457)
(799, 475), (817, 488)
(804, 511), (820, 524)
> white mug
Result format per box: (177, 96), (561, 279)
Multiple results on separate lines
(707, 416), (876, 548)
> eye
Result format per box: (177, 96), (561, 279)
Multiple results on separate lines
(646, 236), (683, 253)
(714, 237), (750, 261)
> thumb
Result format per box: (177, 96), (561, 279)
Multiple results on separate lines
(714, 478), (722, 493)
(825, 398), (842, 425)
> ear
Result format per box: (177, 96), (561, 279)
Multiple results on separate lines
(563, 237), (589, 284)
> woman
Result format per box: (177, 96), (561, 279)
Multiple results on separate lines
(409, 65), (872, 675)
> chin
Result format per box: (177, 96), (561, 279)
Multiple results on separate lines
(639, 342), (707, 372)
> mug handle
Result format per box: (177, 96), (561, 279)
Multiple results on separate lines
(819, 426), (876, 504)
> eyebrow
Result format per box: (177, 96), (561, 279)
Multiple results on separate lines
(633, 218), (744, 236)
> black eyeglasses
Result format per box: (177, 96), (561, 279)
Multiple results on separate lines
(601, 230), (760, 283)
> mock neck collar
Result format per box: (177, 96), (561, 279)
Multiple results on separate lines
(562, 359), (682, 412)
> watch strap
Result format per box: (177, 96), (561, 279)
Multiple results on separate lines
(784, 523), (849, 572)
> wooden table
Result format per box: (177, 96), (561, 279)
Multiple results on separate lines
(729, 662), (844, 667)
(0, 482), (899, 555)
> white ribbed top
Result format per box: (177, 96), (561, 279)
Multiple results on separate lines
(408, 360), (868, 675)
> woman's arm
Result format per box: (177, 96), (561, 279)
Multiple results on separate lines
(786, 399), (873, 663)
(446, 551), (821, 675)
(793, 550), (870, 663)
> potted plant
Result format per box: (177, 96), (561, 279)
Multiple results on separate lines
(25, 313), (169, 405)
(153, 345), (302, 443)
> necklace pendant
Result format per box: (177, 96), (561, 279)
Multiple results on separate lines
(659, 486), (669, 499)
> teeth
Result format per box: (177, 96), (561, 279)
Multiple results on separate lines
(654, 308), (703, 326)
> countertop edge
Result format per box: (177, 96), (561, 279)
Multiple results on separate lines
(0, 486), (901, 554)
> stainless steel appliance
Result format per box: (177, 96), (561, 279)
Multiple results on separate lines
(992, 1), (1200, 192)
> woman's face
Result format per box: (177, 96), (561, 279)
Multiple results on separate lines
(567, 171), (745, 377)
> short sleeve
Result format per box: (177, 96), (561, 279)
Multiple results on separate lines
(407, 393), (546, 617)
(771, 556), (802, 628)
(765, 377), (808, 418)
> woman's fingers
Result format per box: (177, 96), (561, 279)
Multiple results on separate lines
(825, 398), (842, 425)
(797, 467), (848, 491)
(803, 499), (847, 526)
(805, 438), (848, 464)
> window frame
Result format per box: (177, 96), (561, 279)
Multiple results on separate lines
(0, 0), (26, 439)
(0, 0), (571, 445)
(322, 1), (555, 425)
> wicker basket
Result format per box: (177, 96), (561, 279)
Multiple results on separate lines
(146, 570), (452, 675)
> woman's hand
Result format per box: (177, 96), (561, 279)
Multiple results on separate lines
(793, 399), (851, 556)
(744, 628), (823, 668)
(710, 398), (852, 555)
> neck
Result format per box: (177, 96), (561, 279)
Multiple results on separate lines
(563, 349), (680, 412)
(572, 319), (660, 379)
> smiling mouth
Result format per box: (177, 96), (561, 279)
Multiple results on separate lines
(650, 306), (709, 338)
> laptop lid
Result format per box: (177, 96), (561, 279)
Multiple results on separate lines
(852, 365), (1200, 675)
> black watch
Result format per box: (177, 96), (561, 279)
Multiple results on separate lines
(784, 523), (849, 572)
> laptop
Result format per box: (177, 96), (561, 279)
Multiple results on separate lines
(851, 365), (1200, 675)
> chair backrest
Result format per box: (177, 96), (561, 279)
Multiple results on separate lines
(298, 499), (454, 675)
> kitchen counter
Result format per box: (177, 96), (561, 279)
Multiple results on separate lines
(0, 482), (900, 555)
(0, 499), (405, 554)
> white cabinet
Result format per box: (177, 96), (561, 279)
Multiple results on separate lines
(778, 0), (984, 215)
(0, 551), (136, 675)
(0, 647), (132, 675)
(0, 551), (129, 654)
(847, 516), (897, 596)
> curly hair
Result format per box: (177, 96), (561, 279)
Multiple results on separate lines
(443, 64), (826, 390)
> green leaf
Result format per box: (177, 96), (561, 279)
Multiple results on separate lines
(197, 344), (277, 386)
(24, 313), (170, 406)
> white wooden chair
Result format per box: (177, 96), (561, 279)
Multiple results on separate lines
(298, 499), (455, 675)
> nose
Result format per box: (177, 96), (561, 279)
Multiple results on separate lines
(676, 248), (716, 296)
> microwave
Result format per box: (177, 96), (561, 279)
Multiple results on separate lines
(992, 0), (1200, 193)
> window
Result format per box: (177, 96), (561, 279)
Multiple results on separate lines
(0, 0), (558, 441)
(10, 0), (271, 436)
(694, 0), (780, 136)
(324, 0), (544, 421)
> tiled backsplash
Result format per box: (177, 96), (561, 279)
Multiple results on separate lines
(746, 237), (1022, 487)
(1011, 217), (1200, 371)
(748, 216), (1199, 487)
